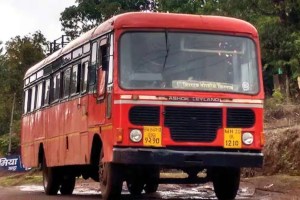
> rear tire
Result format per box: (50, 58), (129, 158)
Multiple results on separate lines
(100, 150), (123, 200)
(144, 167), (160, 194)
(212, 167), (240, 200)
(60, 175), (76, 195)
(126, 176), (144, 195)
(42, 158), (61, 195)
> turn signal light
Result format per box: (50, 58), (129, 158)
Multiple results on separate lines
(260, 132), (265, 147)
(116, 128), (123, 143)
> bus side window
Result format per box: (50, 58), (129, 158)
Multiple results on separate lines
(99, 44), (109, 70)
(30, 86), (36, 112)
(24, 90), (29, 113)
(44, 79), (50, 106)
(91, 42), (98, 65)
(70, 64), (81, 95)
(81, 62), (89, 93)
(27, 89), (32, 113)
(89, 42), (98, 87)
(36, 82), (43, 109)
(63, 68), (71, 98)
(51, 73), (61, 102)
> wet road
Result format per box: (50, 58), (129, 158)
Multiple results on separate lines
(0, 181), (280, 200)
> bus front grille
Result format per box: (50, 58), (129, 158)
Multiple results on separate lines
(227, 108), (255, 128)
(129, 106), (160, 126)
(164, 107), (222, 142)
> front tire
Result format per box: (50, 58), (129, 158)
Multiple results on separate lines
(60, 175), (76, 195)
(100, 150), (123, 200)
(144, 167), (160, 194)
(212, 167), (240, 200)
(42, 158), (61, 195)
(126, 173), (144, 195)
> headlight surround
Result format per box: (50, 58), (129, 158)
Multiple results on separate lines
(242, 132), (254, 145)
(130, 129), (143, 143)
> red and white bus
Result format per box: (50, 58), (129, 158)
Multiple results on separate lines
(21, 12), (264, 200)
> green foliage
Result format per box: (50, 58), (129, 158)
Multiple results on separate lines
(272, 89), (284, 104)
(0, 32), (46, 135)
(0, 133), (20, 156)
(60, 0), (139, 39)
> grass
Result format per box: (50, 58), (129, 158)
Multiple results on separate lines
(0, 170), (42, 187)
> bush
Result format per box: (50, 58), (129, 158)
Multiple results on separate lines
(0, 133), (20, 156)
(272, 89), (284, 104)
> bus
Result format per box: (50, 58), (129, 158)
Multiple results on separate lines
(21, 12), (264, 200)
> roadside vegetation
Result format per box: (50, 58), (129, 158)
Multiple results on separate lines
(0, 170), (42, 186)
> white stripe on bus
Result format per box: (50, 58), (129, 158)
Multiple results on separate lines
(114, 100), (263, 108)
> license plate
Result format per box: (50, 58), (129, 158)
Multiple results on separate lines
(143, 126), (162, 147)
(224, 128), (242, 149)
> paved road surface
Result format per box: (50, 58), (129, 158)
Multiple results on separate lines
(0, 181), (286, 200)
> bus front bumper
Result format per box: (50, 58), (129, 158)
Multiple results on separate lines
(112, 148), (263, 168)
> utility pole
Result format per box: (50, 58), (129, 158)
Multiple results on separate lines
(8, 93), (16, 155)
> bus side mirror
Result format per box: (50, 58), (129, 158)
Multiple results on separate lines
(97, 67), (106, 99)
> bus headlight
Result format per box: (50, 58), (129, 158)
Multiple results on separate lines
(242, 132), (254, 145)
(130, 129), (142, 143)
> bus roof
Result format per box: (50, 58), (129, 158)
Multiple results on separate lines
(24, 12), (258, 79)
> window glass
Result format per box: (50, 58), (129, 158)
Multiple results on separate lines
(82, 62), (89, 93)
(25, 78), (29, 86)
(108, 34), (114, 84)
(27, 89), (32, 113)
(53, 73), (61, 101)
(52, 58), (62, 70)
(70, 65), (79, 94)
(63, 68), (71, 98)
(119, 32), (259, 94)
(37, 70), (43, 79)
(91, 42), (97, 65)
(36, 82), (43, 109)
(44, 79), (50, 105)
(83, 43), (90, 54)
(24, 90), (29, 113)
(63, 53), (72, 64)
(30, 86), (36, 111)
(44, 65), (52, 75)
(30, 74), (36, 83)
(73, 47), (83, 59)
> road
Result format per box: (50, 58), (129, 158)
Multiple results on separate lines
(0, 179), (298, 200)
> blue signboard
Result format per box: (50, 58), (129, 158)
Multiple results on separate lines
(0, 155), (28, 172)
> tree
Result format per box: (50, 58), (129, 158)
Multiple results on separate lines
(0, 31), (46, 135)
(60, 0), (140, 39)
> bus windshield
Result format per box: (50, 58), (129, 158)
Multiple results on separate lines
(119, 32), (259, 94)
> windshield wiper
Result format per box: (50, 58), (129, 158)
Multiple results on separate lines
(162, 30), (169, 71)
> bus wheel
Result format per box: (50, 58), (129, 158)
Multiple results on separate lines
(60, 175), (76, 195)
(144, 167), (159, 194)
(212, 167), (240, 200)
(42, 158), (61, 195)
(99, 151), (123, 200)
(126, 176), (144, 195)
